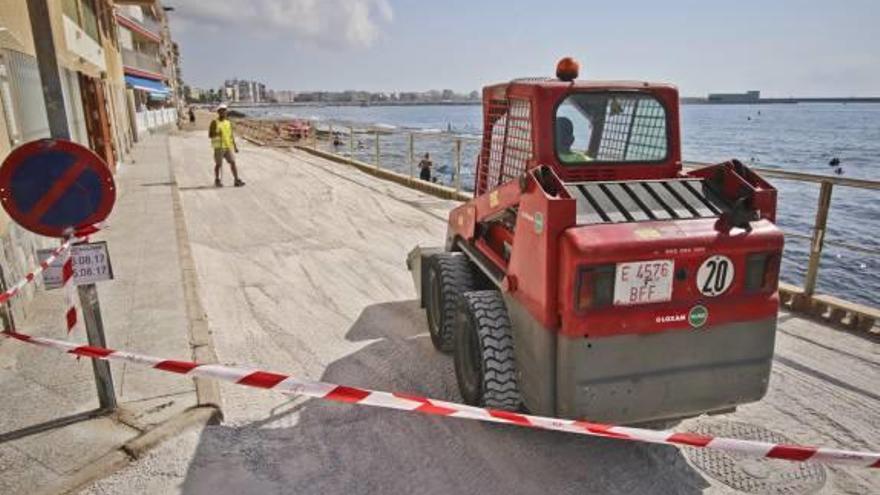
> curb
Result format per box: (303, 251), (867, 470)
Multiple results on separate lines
(168, 139), (223, 411)
(37, 133), (225, 495)
(37, 406), (220, 495)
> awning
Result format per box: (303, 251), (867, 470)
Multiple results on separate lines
(125, 75), (169, 96)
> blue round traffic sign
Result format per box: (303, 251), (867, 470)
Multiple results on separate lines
(0, 139), (115, 238)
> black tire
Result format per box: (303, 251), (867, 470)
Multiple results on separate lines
(453, 290), (523, 410)
(425, 254), (478, 352)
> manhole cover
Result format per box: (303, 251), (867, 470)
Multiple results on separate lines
(684, 421), (826, 494)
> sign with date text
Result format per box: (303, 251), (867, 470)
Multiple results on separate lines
(37, 241), (113, 289)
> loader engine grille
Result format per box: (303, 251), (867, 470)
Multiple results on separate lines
(565, 179), (722, 225)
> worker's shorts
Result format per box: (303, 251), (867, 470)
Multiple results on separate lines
(214, 148), (235, 166)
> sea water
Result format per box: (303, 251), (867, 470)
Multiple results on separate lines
(245, 104), (879, 308)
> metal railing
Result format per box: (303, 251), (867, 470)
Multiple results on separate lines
(234, 118), (879, 324)
(684, 162), (880, 305)
(306, 122), (481, 196)
(121, 48), (163, 75)
(134, 108), (177, 138)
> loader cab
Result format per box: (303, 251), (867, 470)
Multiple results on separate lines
(475, 65), (682, 195)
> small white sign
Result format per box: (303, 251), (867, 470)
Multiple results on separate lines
(614, 259), (674, 306)
(37, 242), (114, 290)
(696, 255), (734, 297)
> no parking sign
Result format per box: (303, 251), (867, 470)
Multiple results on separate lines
(0, 139), (115, 237)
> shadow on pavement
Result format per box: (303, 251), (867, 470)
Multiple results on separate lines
(179, 300), (709, 494)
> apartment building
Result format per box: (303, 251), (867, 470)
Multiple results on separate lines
(0, 0), (181, 326)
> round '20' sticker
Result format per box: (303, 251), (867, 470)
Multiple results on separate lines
(696, 255), (734, 297)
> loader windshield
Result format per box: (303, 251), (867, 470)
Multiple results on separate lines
(555, 92), (669, 164)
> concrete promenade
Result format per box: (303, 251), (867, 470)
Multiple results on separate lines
(0, 132), (213, 494)
(0, 127), (876, 493)
(84, 131), (877, 494)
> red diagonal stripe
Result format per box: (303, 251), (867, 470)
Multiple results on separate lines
(155, 360), (199, 374)
(872, 458), (880, 468)
(415, 402), (458, 416)
(668, 432), (713, 447)
(5, 332), (32, 342)
(63, 259), (74, 281)
(573, 420), (632, 439)
(392, 392), (457, 415)
(767, 444), (817, 461)
(488, 409), (533, 426)
(26, 273), (34, 281)
(69, 345), (114, 358)
(325, 385), (370, 403)
(23, 159), (89, 225)
(237, 371), (288, 389)
(393, 392), (429, 404)
(66, 308), (77, 331)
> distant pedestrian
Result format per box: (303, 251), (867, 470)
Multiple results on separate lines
(418, 153), (433, 181)
(188, 107), (196, 125)
(209, 104), (245, 187)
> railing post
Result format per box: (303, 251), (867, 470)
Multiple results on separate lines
(349, 126), (354, 163)
(310, 123), (316, 149)
(328, 124), (333, 153)
(409, 133), (415, 179)
(374, 130), (380, 169)
(803, 181), (833, 298)
(454, 138), (462, 193)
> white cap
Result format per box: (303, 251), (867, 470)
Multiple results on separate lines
(216, 103), (228, 111)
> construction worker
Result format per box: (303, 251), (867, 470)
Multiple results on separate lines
(209, 104), (245, 187)
(556, 117), (590, 163)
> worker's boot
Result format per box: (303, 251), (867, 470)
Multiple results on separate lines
(234, 178), (246, 187)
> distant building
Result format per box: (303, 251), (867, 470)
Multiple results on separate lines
(275, 90), (297, 103)
(116, 2), (179, 112)
(707, 90), (760, 103)
(221, 78), (269, 103)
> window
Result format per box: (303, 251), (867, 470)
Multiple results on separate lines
(555, 92), (668, 164)
(61, 0), (100, 43)
(80, 0), (101, 43)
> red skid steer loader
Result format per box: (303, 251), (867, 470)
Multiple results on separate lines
(408, 59), (783, 425)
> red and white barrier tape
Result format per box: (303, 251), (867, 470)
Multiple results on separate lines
(3, 330), (878, 469)
(0, 239), (74, 304)
(0, 223), (105, 306)
(61, 240), (81, 334)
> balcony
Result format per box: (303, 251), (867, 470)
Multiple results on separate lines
(62, 15), (105, 70)
(122, 48), (163, 77)
(115, 12), (162, 43)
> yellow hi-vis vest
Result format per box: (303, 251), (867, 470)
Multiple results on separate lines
(211, 119), (234, 150)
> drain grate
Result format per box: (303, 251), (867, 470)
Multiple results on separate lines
(684, 421), (827, 494)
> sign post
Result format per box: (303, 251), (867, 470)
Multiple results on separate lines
(0, 138), (118, 412)
(78, 282), (116, 409)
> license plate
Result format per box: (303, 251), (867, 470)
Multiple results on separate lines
(613, 259), (674, 306)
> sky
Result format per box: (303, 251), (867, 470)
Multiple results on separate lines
(169, 0), (880, 97)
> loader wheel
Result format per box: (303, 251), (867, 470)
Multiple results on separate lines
(425, 254), (478, 352)
(453, 290), (523, 411)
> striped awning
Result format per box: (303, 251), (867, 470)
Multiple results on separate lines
(124, 75), (169, 96)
